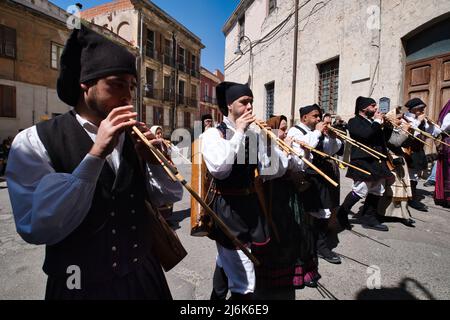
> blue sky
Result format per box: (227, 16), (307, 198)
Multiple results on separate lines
(50, 0), (240, 72)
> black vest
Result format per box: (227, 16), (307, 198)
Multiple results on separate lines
(36, 111), (154, 283)
(215, 122), (258, 189)
(295, 125), (329, 175)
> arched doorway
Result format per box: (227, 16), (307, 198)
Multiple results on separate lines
(403, 14), (450, 121)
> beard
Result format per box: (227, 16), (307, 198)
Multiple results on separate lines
(365, 110), (375, 118)
(86, 87), (109, 119)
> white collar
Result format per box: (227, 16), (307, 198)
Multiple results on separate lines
(298, 122), (313, 132)
(223, 116), (236, 131)
(74, 111), (100, 134)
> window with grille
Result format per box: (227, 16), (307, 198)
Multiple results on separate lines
(146, 29), (155, 59)
(0, 25), (16, 59)
(51, 42), (64, 69)
(0, 85), (16, 118)
(318, 58), (339, 114)
(268, 0), (277, 14)
(265, 82), (274, 120)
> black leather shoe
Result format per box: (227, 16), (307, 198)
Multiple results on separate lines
(318, 248), (342, 264)
(408, 218), (416, 224)
(362, 222), (389, 231)
(408, 200), (428, 212)
(402, 219), (415, 227)
(423, 181), (435, 187)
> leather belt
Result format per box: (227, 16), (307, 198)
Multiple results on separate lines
(213, 187), (256, 196)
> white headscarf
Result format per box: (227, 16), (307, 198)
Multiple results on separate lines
(150, 125), (163, 136)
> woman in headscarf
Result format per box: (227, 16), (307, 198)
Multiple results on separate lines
(254, 115), (320, 299)
(377, 107), (415, 227)
(149, 125), (171, 157)
(435, 100), (450, 208)
(149, 125), (175, 222)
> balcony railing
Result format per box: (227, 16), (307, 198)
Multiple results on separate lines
(202, 95), (217, 104)
(163, 54), (175, 67)
(163, 89), (175, 102)
(144, 86), (161, 100)
(190, 69), (199, 78)
(190, 98), (198, 108)
(177, 63), (186, 73)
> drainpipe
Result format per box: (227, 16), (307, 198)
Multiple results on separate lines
(172, 31), (177, 130)
(290, 0), (299, 127)
(136, 9), (143, 122)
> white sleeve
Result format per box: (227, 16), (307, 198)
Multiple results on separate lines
(322, 136), (343, 155)
(424, 120), (442, 137)
(200, 128), (245, 180)
(145, 164), (183, 207)
(442, 113), (450, 131)
(5, 127), (104, 245)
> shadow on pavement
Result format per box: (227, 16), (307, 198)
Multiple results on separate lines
(356, 277), (436, 300)
(167, 208), (190, 230)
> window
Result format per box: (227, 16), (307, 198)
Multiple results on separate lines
(51, 42), (64, 69)
(0, 85), (16, 118)
(0, 25), (16, 59)
(191, 84), (197, 99)
(145, 68), (155, 98)
(191, 84), (197, 107)
(204, 83), (209, 101)
(238, 15), (245, 40)
(318, 58), (339, 114)
(153, 106), (164, 126)
(164, 75), (172, 101)
(268, 0), (277, 14)
(191, 54), (197, 77)
(164, 38), (172, 65)
(265, 82), (274, 120)
(178, 46), (185, 71)
(178, 80), (185, 104)
(184, 112), (191, 129)
(146, 29), (155, 59)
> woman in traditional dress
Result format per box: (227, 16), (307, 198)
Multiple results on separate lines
(254, 115), (320, 300)
(435, 100), (450, 208)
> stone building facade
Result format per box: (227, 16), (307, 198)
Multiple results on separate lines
(0, 0), (71, 139)
(199, 67), (224, 124)
(223, 0), (450, 124)
(82, 0), (205, 136)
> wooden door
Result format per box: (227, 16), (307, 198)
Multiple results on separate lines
(404, 52), (450, 121)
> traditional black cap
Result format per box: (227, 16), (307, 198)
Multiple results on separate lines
(354, 96), (376, 115)
(57, 24), (137, 106)
(405, 98), (426, 110)
(216, 81), (253, 116)
(299, 104), (321, 117)
(201, 114), (212, 122)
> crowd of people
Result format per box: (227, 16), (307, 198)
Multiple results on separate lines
(4, 24), (449, 300)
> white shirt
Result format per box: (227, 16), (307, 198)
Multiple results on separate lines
(287, 122), (342, 158)
(200, 116), (303, 181)
(404, 112), (442, 137)
(441, 113), (450, 132)
(6, 112), (183, 245)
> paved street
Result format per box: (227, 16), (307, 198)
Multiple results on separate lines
(0, 153), (449, 300)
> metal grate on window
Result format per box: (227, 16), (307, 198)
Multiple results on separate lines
(265, 82), (274, 120)
(318, 58), (339, 114)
